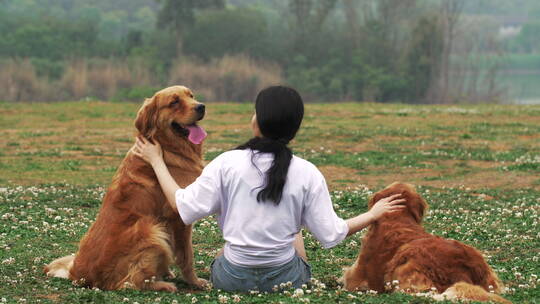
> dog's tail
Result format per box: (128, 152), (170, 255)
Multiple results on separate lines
(44, 254), (75, 279)
(432, 282), (511, 304)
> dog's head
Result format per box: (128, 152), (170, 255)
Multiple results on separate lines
(135, 85), (206, 145)
(368, 182), (428, 224)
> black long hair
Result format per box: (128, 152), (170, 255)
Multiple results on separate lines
(237, 86), (304, 204)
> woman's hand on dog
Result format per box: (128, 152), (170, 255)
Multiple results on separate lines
(346, 194), (407, 236)
(369, 194), (406, 220)
(132, 137), (164, 167)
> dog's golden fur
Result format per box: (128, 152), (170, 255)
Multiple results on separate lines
(342, 182), (510, 303)
(45, 86), (206, 292)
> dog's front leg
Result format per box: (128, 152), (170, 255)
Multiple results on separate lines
(170, 220), (208, 289)
(341, 259), (370, 292)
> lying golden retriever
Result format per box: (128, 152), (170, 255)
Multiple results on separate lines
(342, 182), (510, 303)
(45, 86), (208, 292)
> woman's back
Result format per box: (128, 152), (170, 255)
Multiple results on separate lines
(179, 149), (348, 267)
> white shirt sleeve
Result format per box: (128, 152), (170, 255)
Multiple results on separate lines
(175, 155), (223, 225)
(301, 170), (349, 248)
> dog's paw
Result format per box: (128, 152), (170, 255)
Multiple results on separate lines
(153, 281), (178, 293)
(190, 278), (210, 290)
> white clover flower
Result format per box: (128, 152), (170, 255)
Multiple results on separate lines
(293, 288), (304, 297)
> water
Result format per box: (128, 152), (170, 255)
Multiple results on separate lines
(499, 70), (540, 105)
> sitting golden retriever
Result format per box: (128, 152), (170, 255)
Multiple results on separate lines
(45, 86), (208, 292)
(342, 182), (510, 303)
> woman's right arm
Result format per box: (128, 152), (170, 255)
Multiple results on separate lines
(345, 194), (405, 236)
(132, 137), (181, 212)
(133, 137), (223, 225)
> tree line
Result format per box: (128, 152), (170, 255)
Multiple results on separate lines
(0, 0), (517, 102)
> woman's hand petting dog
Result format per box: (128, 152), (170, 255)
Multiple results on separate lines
(133, 136), (164, 167)
(368, 194), (406, 220)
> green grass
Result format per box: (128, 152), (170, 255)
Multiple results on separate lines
(0, 185), (539, 303)
(0, 102), (539, 303)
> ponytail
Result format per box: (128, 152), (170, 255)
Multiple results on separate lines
(237, 137), (293, 204)
(238, 85), (304, 205)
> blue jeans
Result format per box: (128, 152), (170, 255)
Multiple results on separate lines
(210, 255), (311, 292)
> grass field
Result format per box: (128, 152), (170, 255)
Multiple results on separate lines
(1, 101), (539, 303)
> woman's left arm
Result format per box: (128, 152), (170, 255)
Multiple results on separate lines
(132, 137), (180, 212)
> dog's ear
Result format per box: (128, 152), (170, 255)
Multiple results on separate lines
(370, 182), (428, 224)
(408, 192), (428, 224)
(395, 183), (428, 224)
(135, 95), (159, 141)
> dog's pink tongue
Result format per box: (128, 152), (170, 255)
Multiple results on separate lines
(186, 125), (207, 144)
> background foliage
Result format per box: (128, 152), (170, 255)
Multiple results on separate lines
(0, 0), (539, 103)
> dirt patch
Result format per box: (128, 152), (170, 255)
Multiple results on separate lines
(435, 159), (500, 169)
(320, 164), (539, 191)
(422, 171), (539, 190)
(319, 166), (364, 189)
(467, 160), (500, 169)
(36, 294), (61, 301)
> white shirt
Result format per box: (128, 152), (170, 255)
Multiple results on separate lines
(175, 149), (349, 267)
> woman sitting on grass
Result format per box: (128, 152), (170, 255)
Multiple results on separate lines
(132, 85), (405, 292)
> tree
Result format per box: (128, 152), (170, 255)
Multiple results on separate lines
(406, 15), (444, 102)
(183, 8), (268, 61)
(288, 0), (338, 53)
(431, 0), (463, 104)
(155, 0), (224, 55)
(342, 0), (360, 50)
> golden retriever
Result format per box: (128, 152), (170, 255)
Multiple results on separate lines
(342, 182), (510, 303)
(45, 86), (207, 292)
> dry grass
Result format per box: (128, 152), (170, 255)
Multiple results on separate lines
(61, 58), (155, 100)
(0, 55), (282, 102)
(0, 59), (53, 102)
(168, 55), (283, 102)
